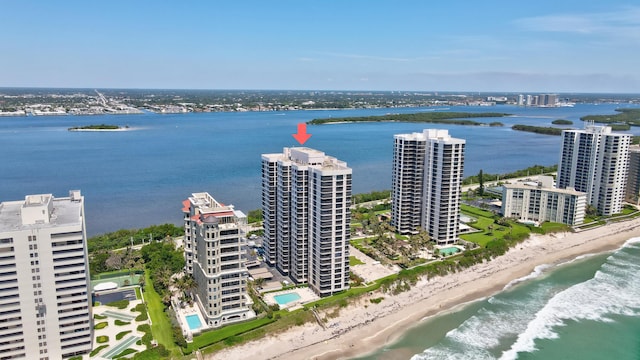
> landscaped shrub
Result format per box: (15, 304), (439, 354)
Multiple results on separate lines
(113, 348), (137, 358)
(132, 344), (169, 359)
(115, 319), (131, 326)
(106, 299), (130, 309)
(173, 325), (187, 348)
(94, 321), (108, 330)
(89, 345), (108, 357)
(135, 312), (148, 322)
(137, 324), (152, 348)
(116, 330), (132, 340)
(94, 314), (107, 320)
(96, 335), (109, 343)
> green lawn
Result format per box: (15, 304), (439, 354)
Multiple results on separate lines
(187, 317), (274, 353)
(460, 205), (531, 247)
(539, 222), (571, 233)
(460, 204), (495, 218)
(143, 272), (180, 357)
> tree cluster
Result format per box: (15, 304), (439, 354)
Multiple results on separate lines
(247, 209), (263, 224)
(88, 223), (183, 253)
(140, 242), (185, 302)
(352, 190), (391, 204)
(461, 164), (557, 185)
(511, 124), (565, 136)
(307, 112), (510, 125)
(581, 108), (640, 126)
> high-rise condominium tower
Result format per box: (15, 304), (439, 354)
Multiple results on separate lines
(625, 146), (640, 205)
(557, 125), (631, 216)
(392, 129), (465, 244)
(0, 190), (93, 360)
(182, 193), (255, 328)
(262, 147), (351, 297)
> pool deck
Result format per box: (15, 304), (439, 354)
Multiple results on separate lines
(435, 244), (466, 256)
(176, 303), (209, 339)
(263, 287), (319, 310)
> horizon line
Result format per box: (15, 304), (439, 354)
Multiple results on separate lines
(1, 86), (639, 95)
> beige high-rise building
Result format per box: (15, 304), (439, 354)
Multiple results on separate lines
(182, 193), (255, 328)
(262, 147), (351, 297)
(0, 190), (93, 360)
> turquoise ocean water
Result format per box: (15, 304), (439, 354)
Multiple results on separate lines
(357, 237), (640, 360)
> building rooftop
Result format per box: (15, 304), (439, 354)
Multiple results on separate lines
(263, 147), (351, 172)
(503, 180), (586, 196)
(0, 190), (83, 232)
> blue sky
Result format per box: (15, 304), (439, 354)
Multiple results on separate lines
(2, 1), (640, 92)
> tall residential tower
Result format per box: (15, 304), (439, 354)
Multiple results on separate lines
(0, 190), (93, 360)
(182, 193), (255, 328)
(625, 146), (640, 205)
(262, 147), (351, 297)
(392, 129), (465, 244)
(557, 125), (631, 215)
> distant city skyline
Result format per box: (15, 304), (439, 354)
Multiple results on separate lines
(2, 1), (640, 93)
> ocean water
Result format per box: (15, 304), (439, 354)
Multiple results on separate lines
(357, 238), (640, 360)
(1, 103), (638, 235)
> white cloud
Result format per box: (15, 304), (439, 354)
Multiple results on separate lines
(315, 51), (414, 62)
(514, 6), (640, 40)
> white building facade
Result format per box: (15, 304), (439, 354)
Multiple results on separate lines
(392, 129), (465, 244)
(502, 176), (587, 226)
(261, 147), (351, 297)
(182, 193), (255, 328)
(391, 132), (427, 234)
(0, 190), (92, 360)
(557, 125), (631, 216)
(625, 146), (640, 205)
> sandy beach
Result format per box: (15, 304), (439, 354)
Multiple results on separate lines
(210, 217), (640, 360)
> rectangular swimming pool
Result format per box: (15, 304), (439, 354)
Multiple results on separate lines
(186, 314), (202, 330)
(274, 292), (301, 305)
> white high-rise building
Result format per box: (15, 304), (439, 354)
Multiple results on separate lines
(262, 147), (351, 297)
(392, 129), (466, 244)
(502, 176), (586, 226)
(625, 146), (640, 205)
(557, 125), (631, 216)
(391, 132), (427, 234)
(0, 190), (93, 360)
(182, 193), (255, 328)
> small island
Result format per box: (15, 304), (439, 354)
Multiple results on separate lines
(551, 119), (573, 125)
(307, 112), (509, 126)
(68, 124), (129, 132)
(511, 124), (566, 135)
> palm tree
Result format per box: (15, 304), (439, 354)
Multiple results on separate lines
(182, 275), (197, 302)
(254, 277), (266, 290)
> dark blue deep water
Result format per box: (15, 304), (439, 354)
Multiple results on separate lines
(1, 104), (637, 235)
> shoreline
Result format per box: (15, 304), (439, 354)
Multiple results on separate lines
(210, 217), (640, 360)
(68, 127), (135, 132)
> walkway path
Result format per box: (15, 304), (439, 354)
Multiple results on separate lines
(100, 336), (140, 359)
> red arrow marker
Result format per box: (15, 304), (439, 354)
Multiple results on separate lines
(292, 123), (312, 145)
